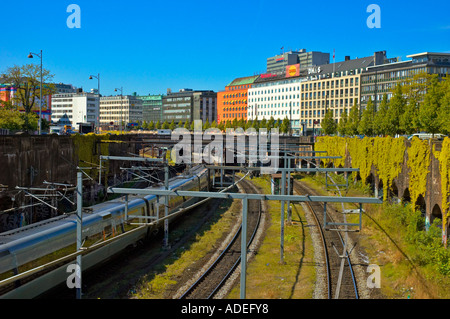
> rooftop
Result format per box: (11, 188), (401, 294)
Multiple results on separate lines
(227, 75), (260, 87)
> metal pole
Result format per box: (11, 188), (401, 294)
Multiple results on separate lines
(164, 164), (169, 248)
(39, 50), (42, 135)
(287, 156), (292, 223)
(280, 153), (286, 263)
(240, 197), (248, 299)
(76, 172), (82, 299)
(98, 158), (102, 185)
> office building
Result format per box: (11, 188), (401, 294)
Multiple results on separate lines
(217, 75), (259, 124)
(266, 49), (330, 75)
(135, 94), (164, 123)
(162, 89), (217, 124)
(249, 51), (388, 134)
(51, 91), (100, 130)
(99, 95), (143, 127)
(360, 52), (450, 110)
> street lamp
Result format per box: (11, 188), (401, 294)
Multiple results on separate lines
(89, 73), (100, 132)
(115, 87), (123, 134)
(28, 50), (43, 135)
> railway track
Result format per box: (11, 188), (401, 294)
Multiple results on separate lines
(179, 178), (263, 299)
(293, 179), (359, 299)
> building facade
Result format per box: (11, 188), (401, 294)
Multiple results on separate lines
(249, 51), (388, 134)
(99, 95), (143, 127)
(162, 89), (217, 124)
(360, 52), (450, 110)
(135, 94), (164, 123)
(51, 92), (100, 130)
(217, 75), (259, 124)
(267, 49), (330, 75)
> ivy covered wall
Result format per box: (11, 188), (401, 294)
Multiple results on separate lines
(316, 136), (449, 235)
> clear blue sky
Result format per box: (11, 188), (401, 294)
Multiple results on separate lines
(1, 0), (449, 96)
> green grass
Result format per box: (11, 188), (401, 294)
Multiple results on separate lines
(297, 172), (450, 299)
(227, 175), (316, 299)
(131, 198), (240, 299)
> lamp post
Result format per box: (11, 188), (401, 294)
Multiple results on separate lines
(115, 87), (123, 134)
(89, 73), (100, 132)
(28, 50), (43, 135)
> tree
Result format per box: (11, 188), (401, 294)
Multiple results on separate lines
(260, 118), (267, 130)
(338, 110), (348, 136)
(162, 120), (169, 129)
(347, 103), (360, 136)
(358, 98), (375, 136)
(148, 121), (155, 130)
(437, 76), (450, 134)
(419, 74), (443, 136)
(267, 117), (275, 131)
(374, 94), (389, 136)
(203, 120), (211, 130)
(400, 95), (420, 135)
(155, 120), (161, 130)
(0, 109), (38, 131)
(386, 84), (406, 136)
(1, 64), (55, 114)
(280, 117), (290, 134)
(184, 120), (190, 130)
(321, 109), (337, 135)
(169, 120), (176, 131)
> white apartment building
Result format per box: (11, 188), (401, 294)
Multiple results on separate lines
(248, 76), (305, 131)
(51, 92), (99, 130)
(248, 52), (385, 134)
(99, 95), (143, 126)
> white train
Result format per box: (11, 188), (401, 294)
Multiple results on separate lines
(0, 165), (209, 298)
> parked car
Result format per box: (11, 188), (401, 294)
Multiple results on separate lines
(408, 133), (447, 140)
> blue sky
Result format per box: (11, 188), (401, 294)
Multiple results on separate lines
(1, 0), (449, 96)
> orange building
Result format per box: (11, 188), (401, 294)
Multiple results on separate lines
(217, 75), (259, 124)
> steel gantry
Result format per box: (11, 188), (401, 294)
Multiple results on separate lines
(107, 178), (382, 299)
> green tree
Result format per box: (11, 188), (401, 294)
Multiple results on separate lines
(400, 95), (420, 135)
(358, 98), (375, 136)
(169, 120), (176, 131)
(184, 120), (190, 130)
(347, 103), (360, 136)
(0, 109), (38, 131)
(1, 64), (55, 114)
(260, 118), (267, 130)
(203, 120), (211, 130)
(437, 76), (450, 134)
(321, 109), (337, 135)
(338, 110), (349, 136)
(245, 120), (253, 130)
(162, 121), (169, 129)
(155, 120), (161, 130)
(252, 119), (260, 131)
(267, 117), (275, 131)
(374, 94), (389, 136)
(280, 117), (290, 134)
(232, 118), (238, 129)
(419, 74), (443, 136)
(148, 121), (155, 130)
(386, 84), (406, 136)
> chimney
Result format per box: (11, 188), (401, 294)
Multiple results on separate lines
(345, 56), (350, 61)
(374, 51), (386, 66)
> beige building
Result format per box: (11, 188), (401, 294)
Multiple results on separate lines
(249, 51), (388, 134)
(99, 95), (143, 127)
